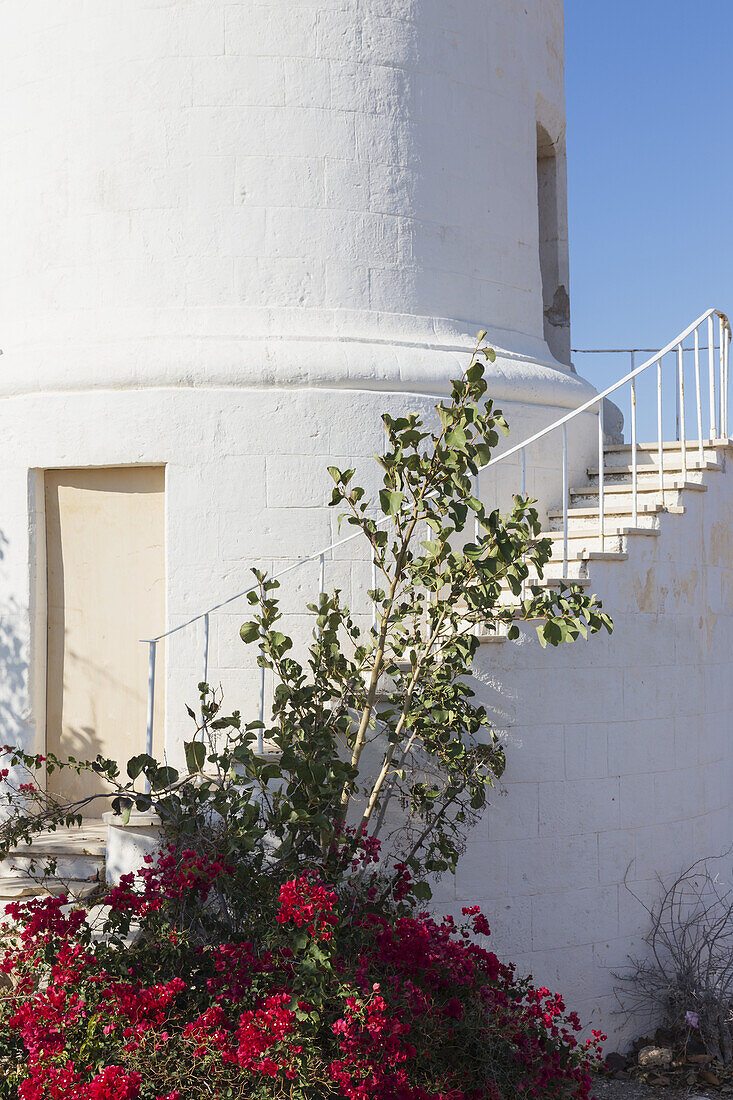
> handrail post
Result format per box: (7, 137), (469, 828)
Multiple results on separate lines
(562, 424), (568, 574)
(708, 314), (717, 439)
(630, 358), (637, 527)
(519, 449), (527, 601)
(597, 401), (605, 548)
(203, 612), (210, 685)
(146, 641), (157, 758)
(143, 640), (157, 794)
(657, 358), (665, 507)
(474, 471), (480, 542)
(474, 472), (481, 633)
(677, 343), (687, 480)
(717, 321), (726, 437)
(720, 315), (725, 439)
(694, 327), (704, 461)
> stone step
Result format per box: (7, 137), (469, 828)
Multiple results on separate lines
(1, 852), (104, 880)
(543, 544), (630, 560)
(602, 441), (724, 467)
(570, 478), (706, 502)
(541, 526), (661, 541)
(547, 510), (674, 534)
(0, 874), (102, 917)
(539, 548), (628, 563)
(520, 574), (592, 587)
(604, 437), (732, 455)
(0, 823), (106, 880)
(548, 502), (669, 520)
(588, 458), (721, 477)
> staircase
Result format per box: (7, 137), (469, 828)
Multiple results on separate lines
(478, 435), (730, 638)
(543, 439), (723, 556)
(0, 823), (106, 915)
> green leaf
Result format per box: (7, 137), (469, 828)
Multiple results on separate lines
(411, 881), (432, 900)
(445, 425), (467, 448)
(379, 489), (405, 516)
(151, 765), (179, 790)
(126, 754), (155, 781)
(240, 622), (260, 643)
(184, 740), (206, 773)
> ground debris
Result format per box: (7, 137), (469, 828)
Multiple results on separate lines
(594, 1026), (733, 1097)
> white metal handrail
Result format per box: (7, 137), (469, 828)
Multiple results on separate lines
(141, 308), (730, 760)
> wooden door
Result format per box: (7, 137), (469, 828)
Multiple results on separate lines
(45, 467), (165, 813)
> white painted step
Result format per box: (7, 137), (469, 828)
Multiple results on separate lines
(541, 548), (629, 563)
(541, 526), (661, 542)
(588, 458), (721, 477)
(548, 501), (669, 520)
(602, 442), (724, 467)
(570, 480), (706, 506)
(0, 875), (102, 919)
(0, 823), (106, 880)
(603, 437), (732, 455)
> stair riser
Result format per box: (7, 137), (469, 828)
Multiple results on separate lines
(547, 516), (659, 534)
(0, 854), (103, 881)
(543, 542), (628, 558)
(588, 470), (708, 487)
(602, 449), (720, 468)
(570, 491), (685, 509)
(0, 880), (102, 916)
(552, 503), (664, 518)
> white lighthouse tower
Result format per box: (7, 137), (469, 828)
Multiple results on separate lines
(0, 0), (596, 779)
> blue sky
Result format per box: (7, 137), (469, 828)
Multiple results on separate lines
(565, 0), (732, 401)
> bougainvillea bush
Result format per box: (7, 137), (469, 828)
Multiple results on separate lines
(0, 840), (603, 1100)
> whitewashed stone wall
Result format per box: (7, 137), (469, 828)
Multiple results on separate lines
(429, 457), (733, 1047)
(0, 0), (577, 398)
(0, 385), (596, 767)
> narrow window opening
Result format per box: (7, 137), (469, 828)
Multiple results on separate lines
(536, 123), (570, 365)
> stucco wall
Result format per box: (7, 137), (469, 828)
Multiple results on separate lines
(0, 384), (596, 769)
(430, 452), (733, 1046)
(0, 0), (575, 397)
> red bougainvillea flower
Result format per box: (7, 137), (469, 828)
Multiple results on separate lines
(277, 870), (339, 941)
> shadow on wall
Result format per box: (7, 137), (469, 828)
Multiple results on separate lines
(54, 647), (124, 813)
(0, 531), (28, 749)
(0, 602), (27, 747)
